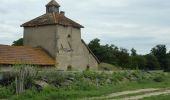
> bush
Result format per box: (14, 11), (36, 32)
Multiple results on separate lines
(38, 71), (69, 87)
(129, 56), (147, 69)
(145, 55), (161, 70)
(0, 86), (13, 99)
(99, 63), (119, 71)
(153, 76), (165, 82)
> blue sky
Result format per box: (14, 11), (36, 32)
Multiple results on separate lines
(0, 0), (170, 54)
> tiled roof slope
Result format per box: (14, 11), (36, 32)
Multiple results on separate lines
(46, 0), (60, 7)
(0, 45), (55, 66)
(21, 13), (84, 28)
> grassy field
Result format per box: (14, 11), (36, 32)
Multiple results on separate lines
(0, 70), (170, 100)
(9, 81), (170, 100)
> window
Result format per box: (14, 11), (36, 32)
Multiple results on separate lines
(68, 34), (71, 38)
(86, 65), (90, 70)
(67, 65), (72, 71)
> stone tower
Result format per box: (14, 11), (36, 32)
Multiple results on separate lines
(21, 0), (99, 71)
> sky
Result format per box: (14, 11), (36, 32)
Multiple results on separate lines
(0, 0), (170, 54)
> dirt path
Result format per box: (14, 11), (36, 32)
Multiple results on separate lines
(121, 89), (170, 100)
(83, 88), (160, 100)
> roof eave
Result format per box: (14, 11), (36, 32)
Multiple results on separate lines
(21, 23), (84, 28)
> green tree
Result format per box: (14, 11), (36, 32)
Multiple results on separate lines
(88, 38), (103, 62)
(88, 38), (131, 68)
(151, 45), (167, 70)
(129, 55), (147, 69)
(145, 54), (160, 70)
(12, 38), (23, 46)
(88, 38), (119, 65)
(131, 48), (137, 56)
(165, 52), (170, 71)
(116, 48), (130, 68)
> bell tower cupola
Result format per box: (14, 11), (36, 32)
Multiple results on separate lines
(46, 0), (60, 13)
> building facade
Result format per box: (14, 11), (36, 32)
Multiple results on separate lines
(21, 0), (99, 71)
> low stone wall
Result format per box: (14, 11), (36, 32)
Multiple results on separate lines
(0, 66), (13, 72)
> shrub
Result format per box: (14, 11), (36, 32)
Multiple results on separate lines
(39, 71), (68, 87)
(83, 71), (99, 80)
(153, 76), (165, 82)
(99, 63), (119, 71)
(0, 86), (13, 99)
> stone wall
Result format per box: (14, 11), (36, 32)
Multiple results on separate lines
(56, 25), (98, 71)
(23, 25), (99, 71)
(24, 26), (57, 58)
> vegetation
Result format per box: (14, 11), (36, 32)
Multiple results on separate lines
(12, 37), (170, 71)
(13, 65), (37, 94)
(1, 70), (170, 100)
(88, 38), (170, 71)
(98, 63), (120, 71)
(12, 38), (23, 46)
(9, 38), (170, 99)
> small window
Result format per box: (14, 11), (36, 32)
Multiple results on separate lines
(68, 34), (71, 38)
(86, 65), (90, 71)
(67, 65), (72, 71)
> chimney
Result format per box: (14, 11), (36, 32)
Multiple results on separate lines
(60, 11), (65, 16)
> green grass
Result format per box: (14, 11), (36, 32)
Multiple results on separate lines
(0, 86), (14, 99)
(1, 71), (170, 100)
(9, 79), (170, 100)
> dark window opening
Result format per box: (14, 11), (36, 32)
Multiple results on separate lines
(86, 65), (90, 70)
(68, 34), (71, 38)
(67, 65), (72, 71)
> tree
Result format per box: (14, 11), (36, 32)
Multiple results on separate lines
(131, 48), (137, 56)
(145, 54), (160, 70)
(88, 38), (119, 65)
(116, 48), (130, 68)
(151, 45), (167, 70)
(165, 52), (170, 71)
(88, 38), (103, 62)
(88, 38), (131, 68)
(129, 55), (147, 69)
(12, 38), (23, 46)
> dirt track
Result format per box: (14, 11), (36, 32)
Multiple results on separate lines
(122, 89), (170, 100)
(83, 88), (170, 100)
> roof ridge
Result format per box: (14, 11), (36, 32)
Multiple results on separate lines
(0, 45), (43, 50)
(21, 13), (84, 28)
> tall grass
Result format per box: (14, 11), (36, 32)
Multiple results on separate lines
(1, 70), (170, 100)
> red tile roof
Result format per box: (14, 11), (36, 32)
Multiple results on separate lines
(21, 13), (84, 28)
(0, 45), (55, 66)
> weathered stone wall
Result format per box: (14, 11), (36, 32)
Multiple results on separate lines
(0, 66), (13, 72)
(56, 25), (98, 71)
(81, 42), (98, 70)
(24, 26), (56, 58)
(23, 25), (98, 71)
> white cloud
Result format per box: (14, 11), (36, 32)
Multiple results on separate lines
(0, 0), (170, 54)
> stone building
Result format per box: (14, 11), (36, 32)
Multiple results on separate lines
(20, 0), (99, 70)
